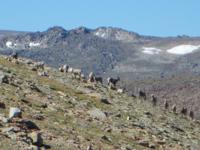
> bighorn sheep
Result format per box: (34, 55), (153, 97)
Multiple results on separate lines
(59, 64), (69, 73)
(88, 72), (103, 84)
(164, 99), (169, 109)
(11, 51), (18, 59)
(151, 94), (157, 106)
(189, 110), (194, 120)
(180, 107), (187, 116)
(172, 104), (177, 113)
(88, 72), (95, 82)
(80, 73), (85, 79)
(59, 66), (64, 72)
(38, 71), (48, 77)
(94, 76), (103, 84)
(68, 67), (74, 73)
(108, 83), (116, 90)
(72, 68), (82, 79)
(34, 62), (45, 70)
(59, 65), (83, 79)
(63, 64), (69, 72)
(80, 73), (87, 82)
(138, 89), (146, 100)
(107, 77), (120, 87)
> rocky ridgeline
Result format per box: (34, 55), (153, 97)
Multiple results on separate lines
(0, 55), (200, 150)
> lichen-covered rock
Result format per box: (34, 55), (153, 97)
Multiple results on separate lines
(0, 72), (9, 84)
(88, 108), (107, 120)
(137, 139), (149, 147)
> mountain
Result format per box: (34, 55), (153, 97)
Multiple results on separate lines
(1, 26), (200, 122)
(0, 55), (200, 150)
(0, 26), (200, 78)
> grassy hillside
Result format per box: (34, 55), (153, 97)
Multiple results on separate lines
(0, 56), (200, 150)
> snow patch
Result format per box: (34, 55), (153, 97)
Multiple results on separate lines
(167, 45), (200, 55)
(95, 31), (100, 36)
(29, 42), (40, 47)
(101, 33), (106, 38)
(142, 47), (161, 55)
(94, 31), (106, 38)
(6, 41), (13, 48)
(142, 45), (200, 55)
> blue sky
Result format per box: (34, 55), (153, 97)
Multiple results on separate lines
(0, 0), (199, 36)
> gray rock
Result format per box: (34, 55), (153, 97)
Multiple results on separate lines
(101, 98), (111, 104)
(0, 115), (9, 123)
(9, 107), (22, 118)
(28, 145), (39, 150)
(0, 72), (9, 84)
(31, 67), (37, 71)
(101, 135), (112, 142)
(149, 143), (156, 148)
(1, 126), (21, 133)
(187, 144), (200, 150)
(25, 60), (34, 65)
(1, 127), (15, 133)
(121, 145), (133, 150)
(137, 140), (149, 147)
(8, 132), (17, 140)
(88, 108), (107, 120)
(156, 139), (166, 145)
(144, 111), (152, 116)
(132, 123), (145, 129)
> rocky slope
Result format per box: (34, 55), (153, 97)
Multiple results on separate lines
(125, 74), (200, 120)
(0, 55), (200, 150)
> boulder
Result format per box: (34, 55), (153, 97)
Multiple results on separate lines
(101, 135), (112, 142)
(88, 108), (107, 120)
(101, 98), (111, 104)
(1, 127), (15, 133)
(137, 140), (149, 147)
(0, 72), (9, 84)
(28, 145), (39, 150)
(20, 120), (40, 130)
(117, 88), (124, 94)
(9, 107), (22, 118)
(149, 143), (156, 148)
(0, 115), (9, 123)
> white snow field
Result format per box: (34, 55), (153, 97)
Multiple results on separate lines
(142, 47), (161, 55)
(6, 41), (13, 48)
(29, 42), (40, 47)
(143, 45), (200, 55)
(167, 45), (200, 55)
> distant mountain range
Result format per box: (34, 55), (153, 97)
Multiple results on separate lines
(1, 26), (200, 79)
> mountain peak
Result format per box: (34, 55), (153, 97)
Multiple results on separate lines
(70, 26), (90, 34)
(46, 26), (67, 34)
(93, 26), (140, 42)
